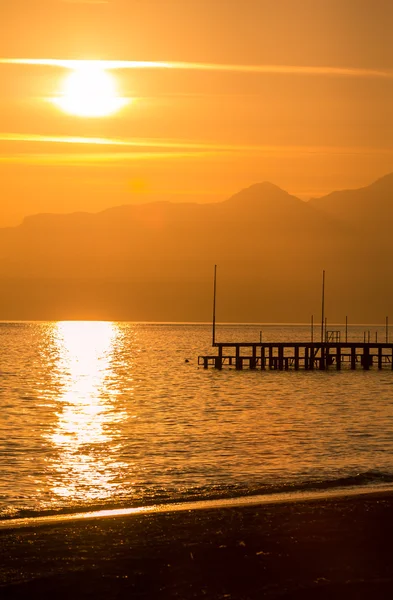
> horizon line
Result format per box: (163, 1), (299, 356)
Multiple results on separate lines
(0, 320), (391, 326)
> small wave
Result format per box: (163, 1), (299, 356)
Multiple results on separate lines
(1, 470), (393, 523)
(291, 470), (393, 491)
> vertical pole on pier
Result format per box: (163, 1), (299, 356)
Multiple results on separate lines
(386, 316), (389, 343)
(311, 315), (314, 343)
(345, 316), (348, 343)
(212, 264), (217, 346)
(320, 270), (325, 343)
(325, 317), (327, 342)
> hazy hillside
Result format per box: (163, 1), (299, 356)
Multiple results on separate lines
(309, 173), (393, 233)
(0, 175), (392, 322)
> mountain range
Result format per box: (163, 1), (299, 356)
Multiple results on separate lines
(1, 173), (393, 322)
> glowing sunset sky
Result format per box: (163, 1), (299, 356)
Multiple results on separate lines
(1, 0), (393, 226)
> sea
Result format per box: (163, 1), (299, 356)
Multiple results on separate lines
(1, 321), (393, 524)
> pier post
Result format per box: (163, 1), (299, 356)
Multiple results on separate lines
(351, 347), (356, 370)
(235, 346), (242, 370)
(200, 338), (393, 373)
(309, 345), (315, 370)
(250, 345), (257, 369)
(269, 346), (273, 369)
(215, 345), (222, 369)
(336, 346), (341, 370)
(319, 345), (325, 370)
(362, 346), (370, 370)
(326, 345), (330, 369)
(278, 346), (284, 370)
(218, 346), (223, 365)
(261, 345), (266, 370)
(294, 346), (299, 370)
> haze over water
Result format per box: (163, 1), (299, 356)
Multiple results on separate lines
(1, 321), (393, 521)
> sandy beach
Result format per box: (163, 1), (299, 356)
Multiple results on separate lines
(1, 490), (393, 599)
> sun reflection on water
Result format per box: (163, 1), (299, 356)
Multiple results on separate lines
(48, 321), (128, 502)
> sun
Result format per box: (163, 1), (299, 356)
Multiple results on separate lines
(52, 64), (129, 117)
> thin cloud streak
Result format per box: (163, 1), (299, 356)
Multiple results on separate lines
(61, 1), (108, 4)
(0, 151), (224, 166)
(1, 133), (393, 156)
(1, 58), (392, 79)
(0, 133), (129, 147)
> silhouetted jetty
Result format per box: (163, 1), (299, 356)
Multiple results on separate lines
(199, 267), (392, 371)
(198, 341), (393, 370)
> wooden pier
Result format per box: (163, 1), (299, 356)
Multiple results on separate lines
(198, 342), (393, 370)
(201, 266), (392, 371)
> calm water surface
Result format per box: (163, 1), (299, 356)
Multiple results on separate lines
(1, 321), (393, 520)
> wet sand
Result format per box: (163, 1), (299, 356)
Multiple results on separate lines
(1, 491), (393, 599)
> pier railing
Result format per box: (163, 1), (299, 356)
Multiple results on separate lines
(198, 342), (393, 370)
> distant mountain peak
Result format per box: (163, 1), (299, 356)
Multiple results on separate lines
(225, 181), (302, 208)
(248, 181), (284, 191)
(238, 181), (288, 194)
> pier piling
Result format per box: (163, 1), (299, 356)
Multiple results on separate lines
(199, 341), (393, 371)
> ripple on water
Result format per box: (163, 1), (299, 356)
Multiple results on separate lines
(1, 322), (393, 519)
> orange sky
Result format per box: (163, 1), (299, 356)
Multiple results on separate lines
(1, 0), (393, 226)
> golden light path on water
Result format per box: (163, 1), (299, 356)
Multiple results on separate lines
(47, 322), (128, 503)
(3, 321), (393, 522)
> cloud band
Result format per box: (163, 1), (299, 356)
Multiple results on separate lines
(1, 58), (392, 79)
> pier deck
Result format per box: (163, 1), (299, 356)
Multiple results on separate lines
(198, 342), (393, 370)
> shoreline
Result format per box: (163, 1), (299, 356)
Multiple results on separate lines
(2, 482), (393, 531)
(2, 489), (393, 598)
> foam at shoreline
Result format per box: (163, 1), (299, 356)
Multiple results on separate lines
(2, 482), (393, 531)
